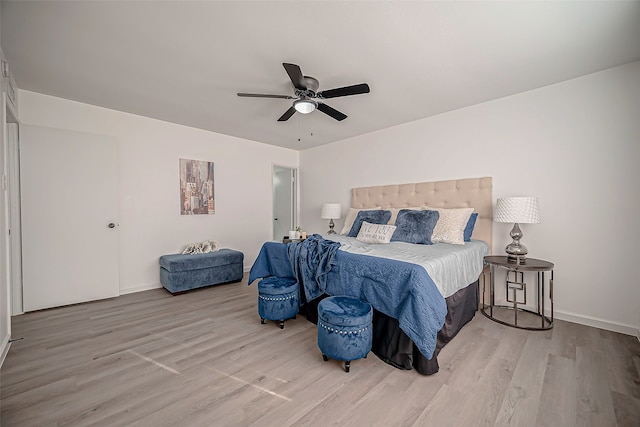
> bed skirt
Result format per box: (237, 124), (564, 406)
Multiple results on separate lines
(300, 280), (478, 375)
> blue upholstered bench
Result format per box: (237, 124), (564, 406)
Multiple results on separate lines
(159, 249), (244, 294)
(317, 296), (373, 373)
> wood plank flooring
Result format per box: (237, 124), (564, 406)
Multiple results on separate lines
(1, 274), (639, 426)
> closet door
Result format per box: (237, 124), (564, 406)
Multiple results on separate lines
(20, 125), (119, 311)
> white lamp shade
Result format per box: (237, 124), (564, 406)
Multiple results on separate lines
(321, 203), (342, 220)
(494, 197), (540, 224)
(294, 99), (317, 114)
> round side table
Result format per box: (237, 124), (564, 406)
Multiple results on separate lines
(481, 256), (554, 330)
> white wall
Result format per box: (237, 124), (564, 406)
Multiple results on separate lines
(300, 61), (640, 335)
(18, 90), (298, 294)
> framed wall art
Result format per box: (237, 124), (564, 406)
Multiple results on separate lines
(179, 158), (215, 215)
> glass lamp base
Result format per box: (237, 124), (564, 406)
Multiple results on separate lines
(505, 223), (528, 263)
(327, 218), (337, 234)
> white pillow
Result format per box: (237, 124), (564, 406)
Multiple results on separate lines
(387, 206), (424, 225)
(356, 221), (397, 244)
(340, 207), (381, 235)
(425, 207), (474, 245)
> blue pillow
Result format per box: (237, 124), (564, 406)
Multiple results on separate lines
(348, 210), (391, 237)
(464, 212), (479, 242)
(391, 209), (440, 245)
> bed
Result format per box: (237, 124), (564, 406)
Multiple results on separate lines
(249, 177), (492, 375)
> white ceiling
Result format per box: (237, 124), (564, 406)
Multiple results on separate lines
(2, 1), (640, 150)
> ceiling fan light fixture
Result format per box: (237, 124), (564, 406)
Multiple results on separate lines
(293, 98), (317, 114)
(239, 63), (369, 122)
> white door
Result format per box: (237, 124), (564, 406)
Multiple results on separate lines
(273, 166), (295, 241)
(20, 125), (119, 311)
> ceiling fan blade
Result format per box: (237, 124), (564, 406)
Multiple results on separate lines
(237, 93), (293, 99)
(277, 106), (297, 122)
(317, 103), (347, 121)
(283, 63), (307, 90)
(318, 83), (370, 99)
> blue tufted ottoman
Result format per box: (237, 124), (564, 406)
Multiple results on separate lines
(317, 296), (373, 373)
(258, 277), (299, 329)
(159, 249), (244, 294)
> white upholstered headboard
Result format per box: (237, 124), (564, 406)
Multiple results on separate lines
(351, 177), (493, 251)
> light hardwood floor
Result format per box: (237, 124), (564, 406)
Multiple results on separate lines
(1, 274), (639, 426)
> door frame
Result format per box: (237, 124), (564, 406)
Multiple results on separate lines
(272, 164), (298, 241)
(5, 97), (22, 315)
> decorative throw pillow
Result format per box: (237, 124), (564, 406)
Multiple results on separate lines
(387, 206), (424, 225)
(426, 207), (474, 245)
(340, 207), (381, 235)
(390, 209), (440, 245)
(356, 221), (397, 244)
(348, 210), (392, 237)
(464, 212), (479, 242)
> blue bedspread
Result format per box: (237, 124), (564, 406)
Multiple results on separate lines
(248, 237), (447, 359)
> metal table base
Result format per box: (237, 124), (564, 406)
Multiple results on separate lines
(481, 256), (554, 331)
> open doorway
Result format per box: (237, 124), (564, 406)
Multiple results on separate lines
(272, 165), (297, 241)
(5, 103), (21, 316)
(1, 90), (20, 366)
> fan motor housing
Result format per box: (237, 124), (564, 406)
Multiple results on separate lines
(301, 76), (319, 95)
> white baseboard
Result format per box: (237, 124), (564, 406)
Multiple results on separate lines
(491, 299), (637, 337)
(119, 283), (162, 295)
(0, 337), (10, 369)
(554, 309), (638, 337)
(120, 274), (249, 296)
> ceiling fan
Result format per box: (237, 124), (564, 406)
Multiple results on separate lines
(237, 63), (370, 122)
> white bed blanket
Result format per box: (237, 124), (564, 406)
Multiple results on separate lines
(326, 235), (488, 298)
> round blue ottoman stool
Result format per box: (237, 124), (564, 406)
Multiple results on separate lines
(258, 277), (299, 329)
(317, 296), (373, 373)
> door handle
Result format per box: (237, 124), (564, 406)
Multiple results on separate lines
(108, 223), (116, 229)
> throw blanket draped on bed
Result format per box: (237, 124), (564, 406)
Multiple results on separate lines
(287, 234), (341, 301)
(248, 236), (448, 359)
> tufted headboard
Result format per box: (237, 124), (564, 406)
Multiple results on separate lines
(351, 177), (493, 251)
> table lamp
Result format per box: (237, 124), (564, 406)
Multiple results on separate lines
(321, 203), (342, 234)
(494, 197), (540, 263)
